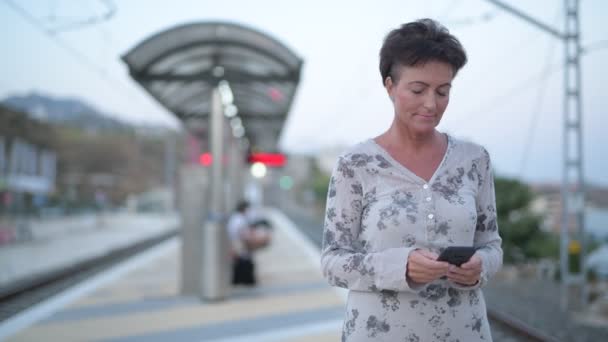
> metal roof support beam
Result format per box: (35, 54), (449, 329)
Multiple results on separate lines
(131, 70), (299, 83)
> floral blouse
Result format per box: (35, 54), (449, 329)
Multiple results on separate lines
(321, 134), (503, 342)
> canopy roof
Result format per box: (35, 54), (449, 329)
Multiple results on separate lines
(122, 21), (303, 151)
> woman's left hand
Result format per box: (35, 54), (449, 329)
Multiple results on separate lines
(446, 254), (482, 286)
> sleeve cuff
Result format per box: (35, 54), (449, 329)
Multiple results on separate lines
(450, 279), (482, 290)
(373, 247), (421, 292)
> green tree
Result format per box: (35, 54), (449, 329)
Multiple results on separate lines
(495, 177), (558, 263)
(310, 162), (331, 210)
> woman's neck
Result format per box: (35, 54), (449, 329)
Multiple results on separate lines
(380, 122), (442, 154)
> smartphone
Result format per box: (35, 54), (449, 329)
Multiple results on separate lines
(437, 246), (476, 266)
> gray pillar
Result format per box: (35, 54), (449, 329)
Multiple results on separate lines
(200, 88), (230, 301)
(224, 139), (235, 213)
(165, 133), (177, 189)
(236, 140), (247, 204)
(227, 138), (245, 210)
(179, 165), (207, 296)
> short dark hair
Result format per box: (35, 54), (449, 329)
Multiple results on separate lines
(236, 200), (250, 213)
(379, 18), (467, 84)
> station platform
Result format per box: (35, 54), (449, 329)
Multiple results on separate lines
(5, 208), (346, 342)
(0, 212), (179, 290)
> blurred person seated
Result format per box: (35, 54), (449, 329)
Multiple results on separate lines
(227, 200), (271, 286)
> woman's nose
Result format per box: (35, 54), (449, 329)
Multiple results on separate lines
(423, 93), (438, 111)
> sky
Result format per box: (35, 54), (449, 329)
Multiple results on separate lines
(2, 0), (608, 186)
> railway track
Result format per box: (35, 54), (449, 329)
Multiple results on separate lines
(489, 308), (560, 341)
(0, 229), (178, 323)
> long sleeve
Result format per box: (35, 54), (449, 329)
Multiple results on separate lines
(471, 148), (503, 288)
(320, 156), (419, 292)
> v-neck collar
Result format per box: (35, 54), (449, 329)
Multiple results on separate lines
(369, 133), (452, 185)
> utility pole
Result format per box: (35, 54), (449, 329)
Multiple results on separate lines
(484, 0), (586, 311)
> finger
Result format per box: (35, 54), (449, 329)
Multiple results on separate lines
(448, 269), (479, 283)
(419, 259), (450, 271)
(446, 274), (465, 283)
(448, 272), (475, 284)
(409, 274), (434, 283)
(409, 262), (447, 278)
(449, 265), (480, 278)
(410, 253), (448, 271)
(409, 264), (444, 279)
(413, 253), (449, 268)
(413, 263), (448, 276)
(407, 270), (436, 283)
(459, 264), (481, 274)
(460, 255), (482, 269)
(447, 272), (478, 285)
(418, 249), (439, 260)
(411, 251), (443, 268)
(449, 276), (477, 286)
(460, 261), (480, 270)
(413, 273), (442, 283)
(448, 264), (477, 275)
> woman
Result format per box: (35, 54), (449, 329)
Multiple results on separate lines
(320, 19), (503, 341)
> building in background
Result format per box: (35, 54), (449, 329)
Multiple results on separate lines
(0, 106), (57, 218)
(531, 183), (608, 240)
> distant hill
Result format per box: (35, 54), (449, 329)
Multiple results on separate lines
(1, 92), (130, 131)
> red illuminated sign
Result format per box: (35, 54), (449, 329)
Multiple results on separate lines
(247, 153), (286, 167)
(199, 152), (286, 167)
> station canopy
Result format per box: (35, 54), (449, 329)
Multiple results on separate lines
(122, 22), (303, 151)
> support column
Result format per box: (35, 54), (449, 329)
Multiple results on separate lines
(200, 88), (230, 301)
(560, 0), (586, 311)
(227, 138), (246, 210)
(179, 165), (207, 296)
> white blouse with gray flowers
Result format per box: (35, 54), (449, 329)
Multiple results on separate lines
(321, 134), (503, 342)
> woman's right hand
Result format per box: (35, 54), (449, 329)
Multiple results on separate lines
(406, 249), (450, 284)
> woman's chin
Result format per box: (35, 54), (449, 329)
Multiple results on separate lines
(410, 122), (438, 135)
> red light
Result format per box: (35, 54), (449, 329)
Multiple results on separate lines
(199, 153), (213, 166)
(248, 153), (286, 167)
(268, 87), (283, 102)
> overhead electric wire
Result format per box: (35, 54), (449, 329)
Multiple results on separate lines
(518, 8), (562, 177)
(448, 7), (602, 138)
(3, 0), (151, 118)
(80, 0), (119, 64)
(447, 61), (562, 128)
(46, 0), (115, 34)
(432, 0), (503, 30)
(4, 0), (109, 77)
(443, 10), (500, 29)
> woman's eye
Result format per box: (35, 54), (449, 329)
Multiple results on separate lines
(437, 89), (450, 97)
(411, 89), (424, 94)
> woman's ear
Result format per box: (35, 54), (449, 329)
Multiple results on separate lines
(384, 75), (392, 88)
(385, 76), (394, 101)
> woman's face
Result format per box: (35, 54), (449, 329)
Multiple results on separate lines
(385, 60), (454, 135)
